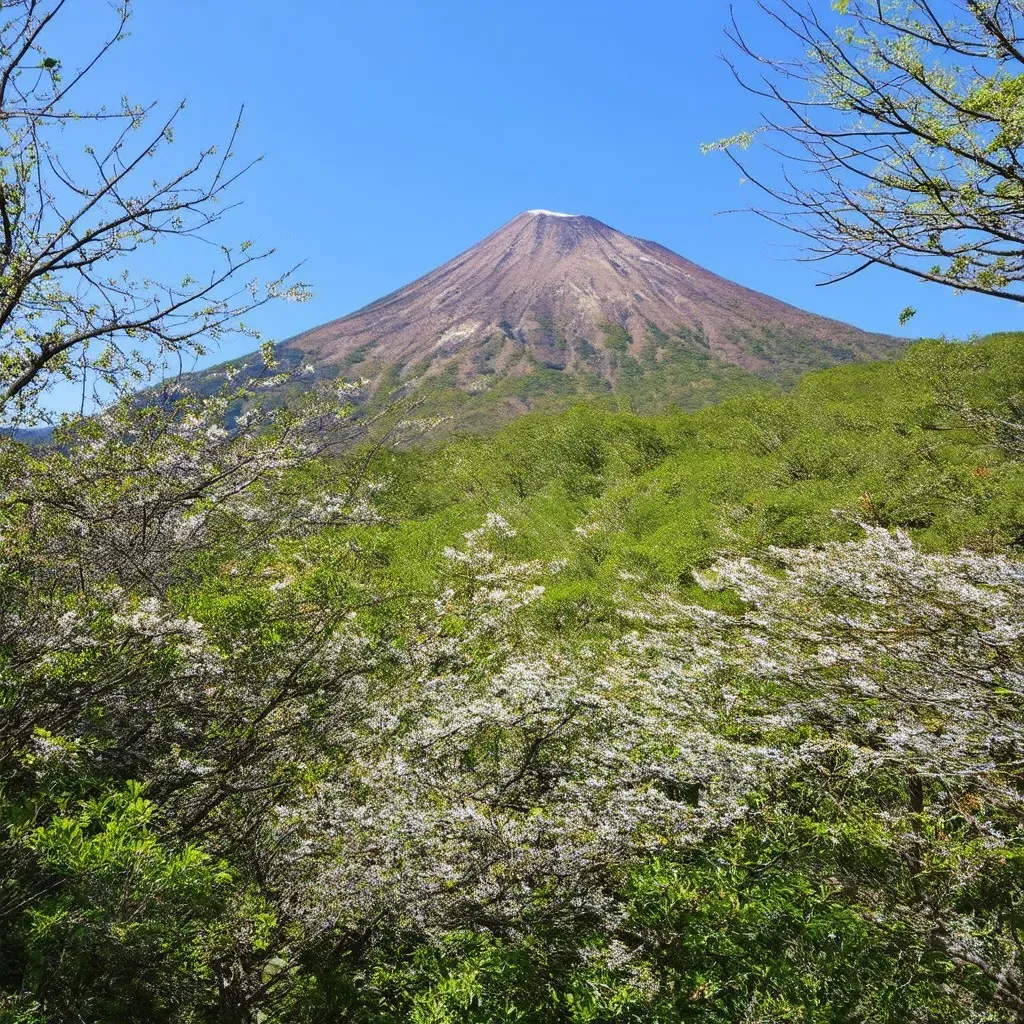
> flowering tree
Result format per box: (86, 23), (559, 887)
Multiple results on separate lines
(627, 525), (1024, 1020)
(281, 515), (777, 947)
(0, 370), (385, 1017)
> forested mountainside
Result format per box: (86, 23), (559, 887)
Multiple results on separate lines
(368, 332), (1024, 595)
(3, 332), (1023, 1023)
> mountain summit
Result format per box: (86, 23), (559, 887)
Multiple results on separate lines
(286, 211), (897, 392)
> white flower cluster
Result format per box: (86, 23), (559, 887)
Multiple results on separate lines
(221, 520), (1019, 952)
(266, 516), (777, 938)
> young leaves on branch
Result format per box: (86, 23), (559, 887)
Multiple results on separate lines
(0, 0), (309, 425)
(708, 0), (1024, 305)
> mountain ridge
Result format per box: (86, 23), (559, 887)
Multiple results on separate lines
(281, 210), (899, 394)
(177, 211), (905, 435)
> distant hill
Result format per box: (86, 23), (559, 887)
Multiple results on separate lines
(168, 211), (906, 433)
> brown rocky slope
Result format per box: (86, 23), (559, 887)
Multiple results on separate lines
(283, 210), (899, 390)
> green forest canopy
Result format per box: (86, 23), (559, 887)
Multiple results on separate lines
(2, 332), (1024, 1022)
(375, 332), (1024, 609)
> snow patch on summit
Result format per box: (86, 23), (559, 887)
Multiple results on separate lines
(527, 209), (576, 218)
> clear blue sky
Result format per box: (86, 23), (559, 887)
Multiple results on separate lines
(56, 0), (1019, 373)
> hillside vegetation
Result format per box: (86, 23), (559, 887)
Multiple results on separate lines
(3, 333), (1024, 1023)
(198, 316), (876, 439)
(375, 333), (1024, 609)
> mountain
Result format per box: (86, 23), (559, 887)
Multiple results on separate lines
(216, 211), (902, 432)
